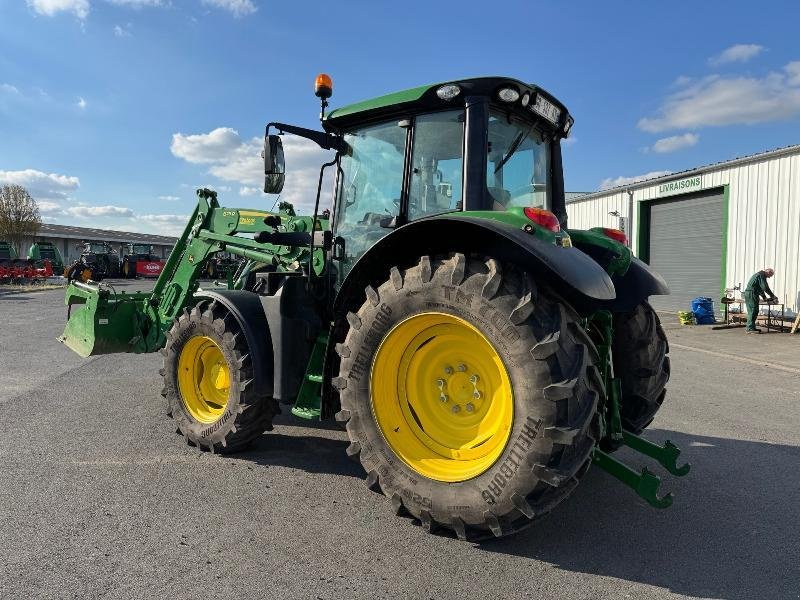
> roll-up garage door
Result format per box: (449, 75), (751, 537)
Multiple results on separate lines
(646, 189), (725, 313)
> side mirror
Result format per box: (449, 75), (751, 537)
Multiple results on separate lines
(263, 134), (285, 194)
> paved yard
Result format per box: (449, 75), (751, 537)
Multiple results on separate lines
(1, 285), (798, 599)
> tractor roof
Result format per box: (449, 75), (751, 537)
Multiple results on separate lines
(323, 76), (571, 135)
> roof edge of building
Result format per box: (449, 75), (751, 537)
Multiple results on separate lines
(568, 143), (800, 205)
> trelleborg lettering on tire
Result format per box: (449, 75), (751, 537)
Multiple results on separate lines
(336, 253), (602, 540)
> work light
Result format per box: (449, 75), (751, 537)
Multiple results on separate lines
(436, 84), (461, 100)
(497, 87), (520, 103)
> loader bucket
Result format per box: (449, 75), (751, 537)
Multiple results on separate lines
(59, 281), (152, 357)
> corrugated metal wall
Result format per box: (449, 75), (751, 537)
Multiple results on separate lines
(566, 149), (800, 312)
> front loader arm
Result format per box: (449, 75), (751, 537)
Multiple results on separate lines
(60, 188), (323, 357)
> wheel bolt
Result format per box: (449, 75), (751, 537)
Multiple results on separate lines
(457, 363), (467, 372)
(444, 366), (453, 375)
(469, 374), (479, 384)
(440, 394), (448, 403)
(473, 391), (482, 400)
(465, 403), (475, 413)
(436, 378), (445, 389)
(451, 405), (461, 414)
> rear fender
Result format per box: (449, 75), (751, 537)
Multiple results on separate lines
(333, 215), (616, 316)
(605, 257), (669, 312)
(569, 233), (669, 312)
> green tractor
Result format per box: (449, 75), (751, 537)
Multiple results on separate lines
(28, 241), (65, 274)
(59, 75), (687, 541)
(0, 240), (18, 262)
(64, 241), (121, 282)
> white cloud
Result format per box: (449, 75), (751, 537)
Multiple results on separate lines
(37, 201), (66, 216)
(106, 0), (162, 6)
(1, 83), (20, 95)
(599, 171), (673, 191)
(158, 195), (181, 202)
(651, 132), (699, 154)
(114, 24), (132, 37)
(709, 44), (765, 66)
(76, 96), (87, 110)
(201, 0), (257, 17)
(0, 168), (80, 201)
(786, 61), (800, 86)
(638, 62), (800, 132)
(239, 186), (260, 196)
(27, 0), (89, 18)
(67, 205), (135, 218)
(171, 127), (244, 164)
(672, 75), (693, 88)
(171, 127), (333, 214)
(137, 214), (190, 236)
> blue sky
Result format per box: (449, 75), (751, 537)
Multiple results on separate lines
(1, 0), (799, 236)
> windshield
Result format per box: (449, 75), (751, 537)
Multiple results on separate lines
(486, 112), (550, 211)
(89, 243), (110, 254)
(132, 245), (150, 255)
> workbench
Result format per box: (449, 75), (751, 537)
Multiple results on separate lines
(759, 300), (785, 332)
(720, 298), (785, 332)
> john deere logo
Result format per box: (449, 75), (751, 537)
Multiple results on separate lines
(657, 175), (702, 197)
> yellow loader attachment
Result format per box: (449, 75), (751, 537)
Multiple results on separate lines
(59, 281), (157, 357)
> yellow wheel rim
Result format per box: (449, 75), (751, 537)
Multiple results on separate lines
(177, 335), (231, 424)
(370, 312), (513, 482)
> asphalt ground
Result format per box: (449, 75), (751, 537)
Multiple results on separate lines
(1, 281), (799, 600)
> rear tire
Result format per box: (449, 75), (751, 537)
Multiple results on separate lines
(335, 254), (602, 540)
(161, 298), (278, 452)
(613, 301), (670, 433)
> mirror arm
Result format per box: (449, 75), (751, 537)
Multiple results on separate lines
(266, 122), (346, 152)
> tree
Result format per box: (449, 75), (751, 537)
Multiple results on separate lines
(0, 184), (42, 254)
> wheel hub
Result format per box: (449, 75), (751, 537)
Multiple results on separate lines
(177, 335), (230, 424)
(370, 313), (514, 482)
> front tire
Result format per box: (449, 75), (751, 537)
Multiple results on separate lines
(335, 254), (602, 540)
(161, 299), (278, 452)
(613, 302), (670, 433)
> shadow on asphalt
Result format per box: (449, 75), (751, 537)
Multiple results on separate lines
(230, 418), (362, 479)
(481, 428), (800, 599)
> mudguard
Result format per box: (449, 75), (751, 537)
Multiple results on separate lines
(606, 257), (670, 312)
(195, 289), (274, 398)
(333, 215), (616, 316)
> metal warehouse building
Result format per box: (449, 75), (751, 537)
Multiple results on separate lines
(20, 223), (176, 264)
(567, 144), (800, 314)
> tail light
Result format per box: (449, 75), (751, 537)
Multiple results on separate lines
(523, 207), (561, 232)
(601, 227), (628, 245)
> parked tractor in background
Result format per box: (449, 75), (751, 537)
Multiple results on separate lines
(121, 243), (165, 279)
(204, 251), (240, 281)
(0, 241), (17, 263)
(28, 241), (65, 275)
(64, 241), (120, 282)
(60, 75), (687, 541)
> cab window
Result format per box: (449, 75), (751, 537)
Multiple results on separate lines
(335, 120), (407, 270)
(408, 110), (464, 220)
(336, 121), (405, 228)
(487, 112), (550, 211)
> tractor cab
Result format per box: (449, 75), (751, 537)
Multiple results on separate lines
(264, 76), (573, 280)
(124, 243), (154, 258)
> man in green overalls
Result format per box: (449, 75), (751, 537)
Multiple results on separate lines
(743, 267), (776, 333)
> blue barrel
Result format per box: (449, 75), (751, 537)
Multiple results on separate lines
(691, 297), (716, 325)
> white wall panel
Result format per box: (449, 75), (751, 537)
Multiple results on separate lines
(565, 147), (800, 312)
